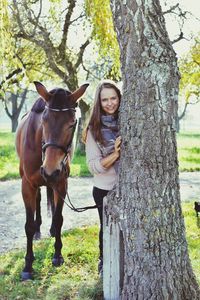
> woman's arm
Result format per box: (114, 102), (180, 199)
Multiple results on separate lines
(86, 129), (107, 174)
(86, 130), (121, 174)
(100, 136), (121, 169)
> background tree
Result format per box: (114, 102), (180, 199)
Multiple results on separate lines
(4, 89), (27, 132)
(1, 0), (61, 131)
(11, 0), (91, 148)
(176, 34), (200, 131)
(103, 0), (200, 298)
(0, 0), (28, 132)
(179, 34), (200, 101)
(0, 34), (57, 131)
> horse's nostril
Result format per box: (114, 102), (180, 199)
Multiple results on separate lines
(40, 167), (61, 182)
(52, 169), (61, 179)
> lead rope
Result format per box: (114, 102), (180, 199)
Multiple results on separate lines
(66, 190), (100, 212)
(51, 185), (100, 212)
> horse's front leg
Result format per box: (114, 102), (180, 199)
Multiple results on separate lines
(21, 178), (37, 280)
(34, 187), (42, 240)
(46, 186), (56, 237)
(52, 189), (65, 267)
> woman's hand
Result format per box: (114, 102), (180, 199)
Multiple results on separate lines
(100, 136), (122, 169)
(114, 136), (122, 157)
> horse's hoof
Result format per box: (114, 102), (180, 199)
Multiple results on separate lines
(21, 271), (33, 281)
(34, 231), (41, 240)
(52, 255), (64, 267)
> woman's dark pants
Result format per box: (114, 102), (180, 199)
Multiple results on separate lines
(92, 186), (109, 266)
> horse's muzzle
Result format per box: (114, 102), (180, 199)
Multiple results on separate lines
(40, 166), (61, 183)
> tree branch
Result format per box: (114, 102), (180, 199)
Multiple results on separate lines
(179, 97), (200, 121)
(171, 31), (187, 44)
(24, 0), (43, 38)
(0, 68), (23, 90)
(162, 3), (179, 15)
(13, 0), (69, 81)
(3, 99), (12, 119)
(13, 0), (55, 52)
(70, 12), (85, 26)
(58, 0), (76, 58)
(178, 101), (188, 121)
(193, 59), (200, 66)
(75, 39), (90, 69)
(82, 62), (101, 80)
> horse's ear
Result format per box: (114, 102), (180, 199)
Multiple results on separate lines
(34, 81), (51, 102)
(71, 83), (89, 102)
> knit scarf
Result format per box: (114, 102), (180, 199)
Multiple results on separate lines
(97, 115), (119, 172)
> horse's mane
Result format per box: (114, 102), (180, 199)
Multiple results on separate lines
(31, 98), (45, 113)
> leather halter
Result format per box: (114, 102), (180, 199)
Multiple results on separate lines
(42, 106), (77, 159)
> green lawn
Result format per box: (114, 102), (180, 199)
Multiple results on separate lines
(0, 226), (102, 300)
(0, 131), (200, 180)
(0, 203), (199, 299)
(177, 132), (200, 172)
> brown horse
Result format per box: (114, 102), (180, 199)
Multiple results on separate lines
(15, 81), (89, 280)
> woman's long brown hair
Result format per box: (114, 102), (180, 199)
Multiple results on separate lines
(82, 79), (121, 145)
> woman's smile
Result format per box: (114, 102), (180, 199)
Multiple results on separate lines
(100, 88), (120, 115)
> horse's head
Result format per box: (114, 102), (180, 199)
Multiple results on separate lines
(34, 81), (89, 183)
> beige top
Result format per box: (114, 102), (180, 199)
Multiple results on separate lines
(86, 129), (117, 190)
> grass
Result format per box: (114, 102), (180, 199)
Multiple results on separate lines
(70, 149), (90, 177)
(0, 203), (199, 299)
(182, 202), (200, 282)
(0, 131), (200, 180)
(0, 226), (103, 300)
(177, 132), (200, 172)
(0, 132), (19, 180)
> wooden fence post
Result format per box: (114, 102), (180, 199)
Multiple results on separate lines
(103, 197), (124, 300)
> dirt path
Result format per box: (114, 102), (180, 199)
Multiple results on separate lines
(0, 173), (200, 254)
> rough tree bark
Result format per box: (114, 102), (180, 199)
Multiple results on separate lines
(104, 0), (200, 299)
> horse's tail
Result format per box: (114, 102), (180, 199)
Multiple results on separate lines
(46, 186), (54, 217)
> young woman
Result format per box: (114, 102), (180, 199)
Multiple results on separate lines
(84, 79), (121, 275)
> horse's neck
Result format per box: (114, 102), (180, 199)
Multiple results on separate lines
(33, 113), (43, 141)
(26, 112), (43, 146)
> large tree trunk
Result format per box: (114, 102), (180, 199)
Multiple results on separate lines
(104, 0), (200, 299)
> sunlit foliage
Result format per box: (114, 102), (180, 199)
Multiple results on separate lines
(85, 0), (120, 79)
(179, 34), (200, 102)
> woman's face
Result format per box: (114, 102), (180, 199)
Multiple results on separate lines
(100, 87), (120, 115)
